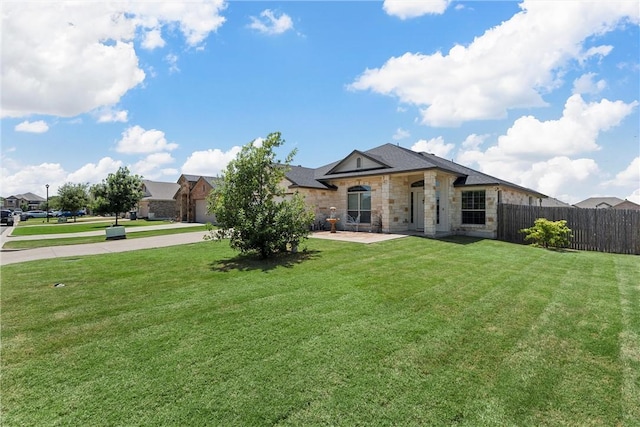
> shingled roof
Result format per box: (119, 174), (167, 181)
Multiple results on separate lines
(286, 165), (334, 190)
(141, 180), (181, 200)
(297, 143), (545, 197)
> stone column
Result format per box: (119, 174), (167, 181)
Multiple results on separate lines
(423, 170), (437, 236)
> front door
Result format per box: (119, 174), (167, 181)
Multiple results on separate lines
(410, 181), (424, 231)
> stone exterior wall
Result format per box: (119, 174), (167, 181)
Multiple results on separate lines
(294, 188), (339, 230)
(384, 175), (411, 233)
(296, 176), (384, 231)
(190, 179), (213, 202)
(450, 186), (499, 238)
(501, 188), (540, 206)
(148, 200), (178, 220)
(295, 176), (542, 239)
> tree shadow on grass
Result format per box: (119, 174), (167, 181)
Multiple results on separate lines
(431, 235), (485, 245)
(209, 250), (322, 273)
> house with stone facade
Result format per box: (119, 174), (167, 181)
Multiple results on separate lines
(174, 174), (221, 223)
(137, 180), (180, 220)
(3, 192), (46, 211)
(283, 143), (547, 238)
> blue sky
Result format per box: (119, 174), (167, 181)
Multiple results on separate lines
(2, 0), (639, 204)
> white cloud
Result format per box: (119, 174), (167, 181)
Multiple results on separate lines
(461, 133), (488, 150)
(132, 152), (175, 179)
(181, 146), (241, 176)
(392, 128), (410, 140)
(626, 188), (640, 204)
(1, 1), (226, 118)
(115, 125), (178, 154)
(411, 137), (454, 158)
(0, 162), (67, 196)
(494, 95), (637, 158)
(15, 120), (49, 133)
(66, 157), (123, 185)
(521, 157), (600, 197)
(142, 28), (165, 50)
(605, 157), (640, 187)
(96, 108), (129, 123)
(165, 53), (180, 74)
(350, 0), (638, 126)
(249, 10), (293, 35)
(572, 73), (607, 95)
(455, 94), (637, 199)
(383, 0), (451, 19)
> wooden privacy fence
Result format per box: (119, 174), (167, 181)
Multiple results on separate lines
(497, 204), (640, 255)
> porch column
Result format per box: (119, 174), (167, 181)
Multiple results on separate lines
(423, 170), (437, 236)
(381, 175), (390, 233)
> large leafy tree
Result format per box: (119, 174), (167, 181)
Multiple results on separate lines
(91, 167), (143, 225)
(208, 132), (314, 259)
(57, 183), (89, 222)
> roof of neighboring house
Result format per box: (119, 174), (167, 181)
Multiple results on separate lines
(312, 143), (546, 197)
(201, 176), (222, 187)
(614, 200), (640, 210)
(573, 197), (625, 209)
(6, 192), (45, 202)
(141, 180), (181, 201)
(180, 174), (216, 183)
(540, 197), (573, 207)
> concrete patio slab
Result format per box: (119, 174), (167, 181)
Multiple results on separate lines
(309, 231), (409, 244)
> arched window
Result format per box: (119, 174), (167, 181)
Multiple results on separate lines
(356, 157), (362, 169)
(348, 185), (371, 223)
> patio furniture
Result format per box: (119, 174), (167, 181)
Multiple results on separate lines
(346, 214), (360, 232)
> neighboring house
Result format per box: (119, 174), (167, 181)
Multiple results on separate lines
(3, 193), (46, 210)
(138, 180), (181, 220)
(284, 143), (547, 238)
(540, 197), (572, 208)
(174, 174), (221, 223)
(574, 197), (640, 210)
(614, 200), (640, 210)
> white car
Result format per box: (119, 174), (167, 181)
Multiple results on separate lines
(26, 210), (48, 218)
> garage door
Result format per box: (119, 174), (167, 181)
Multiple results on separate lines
(195, 199), (217, 224)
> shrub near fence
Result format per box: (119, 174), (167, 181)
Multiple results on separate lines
(498, 204), (640, 255)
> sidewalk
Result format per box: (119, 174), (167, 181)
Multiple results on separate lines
(0, 230), (210, 266)
(0, 225), (407, 266)
(1, 221), (202, 242)
(0, 221), (208, 266)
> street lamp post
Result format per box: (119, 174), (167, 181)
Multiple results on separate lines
(46, 184), (49, 223)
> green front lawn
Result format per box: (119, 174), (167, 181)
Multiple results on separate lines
(3, 225), (208, 249)
(2, 237), (638, 425)
(11, 219), (175, 235)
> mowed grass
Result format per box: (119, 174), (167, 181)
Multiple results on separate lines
(2, 237), (638, 426)
(11, 219), (174, 236)
(3, 225), (208, 249)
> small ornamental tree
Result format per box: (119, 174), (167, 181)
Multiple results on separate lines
(57, 182), (89, 222)
(520, 218), (572, 249)
(207, 132), (315, 259)
(90, 167), (143, 225)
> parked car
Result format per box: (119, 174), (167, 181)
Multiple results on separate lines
(12, 209), (23, 216)
(25, 210), (47, 218)
(1, 210), (15, 226)
(56, 210), (86, 217)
